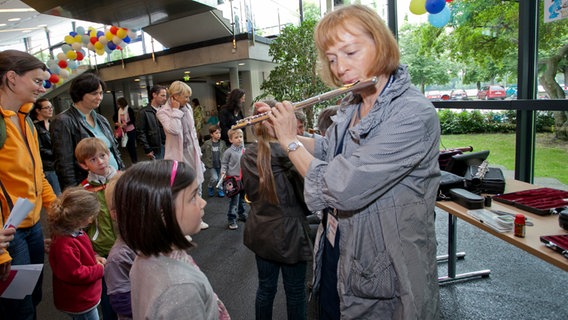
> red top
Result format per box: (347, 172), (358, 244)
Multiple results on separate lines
(49, 231), (104, 313)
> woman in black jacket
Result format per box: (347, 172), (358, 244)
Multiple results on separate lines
(241, 101), (312, 320)
(219, 88), (246, 145)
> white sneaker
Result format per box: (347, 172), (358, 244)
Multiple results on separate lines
(200, 221), (209, 230)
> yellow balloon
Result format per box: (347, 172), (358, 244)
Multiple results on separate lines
(96, 49), (105, 56)
(94, 41), (104, 50)
(64, 35), (74, 44)
(117, 28), (127, 39)
(409, 0), (427, 15)
(66, 50), (77, 60)
(74, 35), (82, 43)
(90, 31), (97, 38)
(105, 31), (114, 41)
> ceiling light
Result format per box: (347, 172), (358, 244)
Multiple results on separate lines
(0, 9), (36, 13)
(0, 24), (6, 27)
(134, 78), (140, 82)
(238, 63), (245, 66)
(184, 71), (190, 74)
(8, 18), (21, 22)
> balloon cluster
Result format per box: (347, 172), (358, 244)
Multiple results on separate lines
(410, 0), (452, 28)
(44, 25), (135, 88)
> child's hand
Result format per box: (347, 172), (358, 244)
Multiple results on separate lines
(44, 238), (52, 254)
(96, 256), (107, 266)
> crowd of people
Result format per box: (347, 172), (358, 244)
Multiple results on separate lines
(0, 4), (442, 320)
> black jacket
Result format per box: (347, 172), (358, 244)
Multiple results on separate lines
(34, 120), (55, 171)
(241, 142), (312, 264)
(50, 106), (124, 190)
(219, 106), (243, 145)
(136, 105), (165, 154)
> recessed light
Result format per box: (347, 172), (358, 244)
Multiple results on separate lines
(134, 78), (140, 82)
(238, 63), (245, 66)
(184, 71), (190, 74)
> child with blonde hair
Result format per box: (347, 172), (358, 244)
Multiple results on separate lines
(75, 137), (119, 319)
(103, 173), (136, 320)
(220, 128), (246, 230)
(48, 187), (105, 319)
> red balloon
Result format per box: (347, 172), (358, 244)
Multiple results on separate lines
(76, 51), (84, 61)
(49, 74), (60, 84)
(58, 60), (68, 68)
(110, 26), (118, 35)
(90, 36), (98, 45)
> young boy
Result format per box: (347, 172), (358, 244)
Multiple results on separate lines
(221, 128), (247, 230)
(75, 137), (119, 320)
(201, 125), (228, 197)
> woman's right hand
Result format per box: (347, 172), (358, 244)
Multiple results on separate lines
(0, 227), (16, 255)
(170, 97), (181, 109)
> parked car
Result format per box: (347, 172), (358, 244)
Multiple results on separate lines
(450, 89), (468, 100)
(477, 85), (506, 100)
(426, 90), (450, 101)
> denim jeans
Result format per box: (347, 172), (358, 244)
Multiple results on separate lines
(0, 222), (45, 320)
(45, 170), (62, 195)
(206, 167), (221, 189)
(227, 190), (246, 222)
(255, 255), (307, 320)
(153, 145), (165, 160)
(65, 305), (100, 320)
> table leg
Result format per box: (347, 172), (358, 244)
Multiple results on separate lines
(438, 213), (491, 284)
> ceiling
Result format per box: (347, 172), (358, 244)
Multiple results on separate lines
(1, 0), (267, 94)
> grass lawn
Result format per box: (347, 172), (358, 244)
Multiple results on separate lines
(440, 133), (568, 185)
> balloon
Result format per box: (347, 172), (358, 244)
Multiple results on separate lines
(112, 36), (122, 45)
(76, 51), (85, 61)
(98, 36), (108, 45)
(107, 42), (116, 50)
(117, 28), (127, 39)
(61, 44), (71, 53)
(90, 30), (97, 38)
(67, 60), (78, 69)
(97, 30), (105, 38)
(51, 66), (61, 75)
(94, 41), (104, 50)
(66, 50), (77, 60)
(56, 52), (66, 61)
(64, 35), (74, 44)
(81, 36), (90, 45)
(87, 43), (95, 52)
(49, 74), (59, 84)
(59, 69), (70, 79)
(74, 35), (82, 43)
(425, 0), (445, 14)
(76, 26), (85, 35)
(409, 0), (427, 15)
(90, 36), (98, 45)
(105, 31), (114, 41)
(58, 60), (68, 68)
(47, 59), (57, 69)
(96, 49), (105, 56)
(122, 35), (131, 44)
(127, 30), (136, 40)
(43, 80), (52, 89)
(72, 42), (83, 51)
(428, 6), (451, 28)
(110, 26), (118, 35)
(69, 31), (77, 37)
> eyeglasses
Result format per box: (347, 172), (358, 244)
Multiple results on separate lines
(41, 106), (53, 110)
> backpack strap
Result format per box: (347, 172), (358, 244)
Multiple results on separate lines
(0, 113), (35, 149)
(0, 179), (14, 226)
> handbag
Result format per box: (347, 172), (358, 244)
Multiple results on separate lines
(120, 130), (128, 147)
(223, 175), (242, 198)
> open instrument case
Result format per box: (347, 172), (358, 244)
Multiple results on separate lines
(493, 187), (568, 216)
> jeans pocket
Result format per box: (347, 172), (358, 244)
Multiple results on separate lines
(349, 253), (397, 299)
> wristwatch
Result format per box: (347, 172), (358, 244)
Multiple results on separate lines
(286, 140), (303, 153)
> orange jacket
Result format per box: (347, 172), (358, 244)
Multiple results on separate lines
(0, 103), (57, 265)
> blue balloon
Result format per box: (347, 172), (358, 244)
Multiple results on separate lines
(122, 35), (131, 43)
(107, 42), (116, 50)
(428, 6), (451, 28)
(69, 31), (77, 37)
(97, 30), (105, 38)
(43, 80), (52, 89)
(425, 0), (445, 14)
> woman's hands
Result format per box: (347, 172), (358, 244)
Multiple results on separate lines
(0, 227), (16, 280)
(254, 101), (298, 150)
(170, 96), (181, 109)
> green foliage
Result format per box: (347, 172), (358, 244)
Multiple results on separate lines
(257, 18), (330, 128)
(438, 109), (553, 135)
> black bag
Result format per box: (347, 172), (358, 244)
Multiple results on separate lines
(223, 175), (243, 198)
(438, 170), (466, 200)
(464, 163), (506, 195)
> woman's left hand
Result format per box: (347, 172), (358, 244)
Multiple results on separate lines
(267, 101), (299, 149)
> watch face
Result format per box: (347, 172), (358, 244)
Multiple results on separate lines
(289, 141), (298, 150)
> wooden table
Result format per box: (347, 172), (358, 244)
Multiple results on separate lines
(436, 179), (568, 284)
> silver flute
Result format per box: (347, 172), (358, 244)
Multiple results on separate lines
(231, 77), (378, 130)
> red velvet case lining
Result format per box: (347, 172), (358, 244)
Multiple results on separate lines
(492, 187), (568, 216)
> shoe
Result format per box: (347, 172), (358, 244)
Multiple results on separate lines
(228, 222), (238, 230)
(207, 187), (215, 197)
(237, 214), (247, 222)
(200, 221), (209, 230)
(217, 189), (225, 197)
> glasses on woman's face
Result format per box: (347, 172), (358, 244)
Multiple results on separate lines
(41, 106), (53, 110)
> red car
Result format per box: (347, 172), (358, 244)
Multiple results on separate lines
(477, 85), (506, 100)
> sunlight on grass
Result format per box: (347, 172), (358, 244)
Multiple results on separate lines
(440, 133), (568, 185)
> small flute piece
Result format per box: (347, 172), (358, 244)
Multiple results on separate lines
(231, 77), (378, 129)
